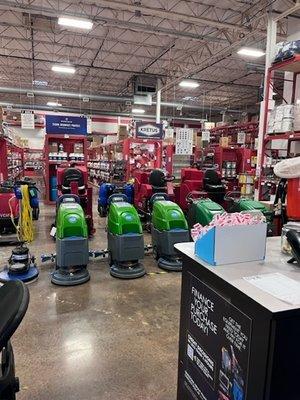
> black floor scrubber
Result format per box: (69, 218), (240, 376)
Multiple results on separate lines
(0, 243), (39, 283)
(107, 194), (145, 279)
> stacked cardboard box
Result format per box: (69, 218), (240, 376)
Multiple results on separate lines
(294, 105), (300, 131)
(267, 104), (294, 134)
(118, 125), (128, 141)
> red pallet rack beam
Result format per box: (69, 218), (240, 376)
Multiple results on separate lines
(258, 55), (300, 200)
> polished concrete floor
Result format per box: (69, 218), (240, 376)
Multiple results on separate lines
(0, 200), (182, 400)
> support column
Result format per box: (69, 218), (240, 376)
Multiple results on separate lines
(156, 80), (162, 124)
(255, 14), (277, 199)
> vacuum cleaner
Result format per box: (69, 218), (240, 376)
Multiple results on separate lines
(151, 193), (190, 271)
(51, 194), (90, 286)
(0, 243), (39, 283)
(107, 193), (145, 279)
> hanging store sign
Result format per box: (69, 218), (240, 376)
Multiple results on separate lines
(175, 128), (193, 155)
(135, 122), (163, 139)
(21, 110), (35, 129)
(237, 131), (246, 144)
(202, 130), (211, 142)
(45, 115), (87, 135)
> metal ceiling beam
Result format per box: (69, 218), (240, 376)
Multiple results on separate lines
(0, 2), (229, 44)
(273, 1), (300, 21)
(0, 54), (168, 78)
(78, 0), (250, 33)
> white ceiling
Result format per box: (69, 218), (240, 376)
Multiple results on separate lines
(0, 0), (297, 118)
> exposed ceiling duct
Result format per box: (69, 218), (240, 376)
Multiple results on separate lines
(0, 86), (245, 114)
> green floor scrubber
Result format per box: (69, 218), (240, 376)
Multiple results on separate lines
(51, 195), (90, 286)
(186, 197), (225, 228)
(107, 194), (145, 279)
(151, 194), (190, 271)
(225, 192), (273, 235)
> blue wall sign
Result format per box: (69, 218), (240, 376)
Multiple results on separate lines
(45, 115), (87, 135)
(135, 122), (163, 139)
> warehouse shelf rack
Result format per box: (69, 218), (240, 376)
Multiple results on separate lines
(87, 138), (163, 185)
(258, 55), (300, 200)
(0, 136), (24, 182)
(43, 133), (88, 204)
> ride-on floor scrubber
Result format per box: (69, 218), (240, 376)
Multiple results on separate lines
(107, 194), (145, 279)
(150, 193), (190, 271)
(51, 195), (90, 286)
(98, 182), (134, 217)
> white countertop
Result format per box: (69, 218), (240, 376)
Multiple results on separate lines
(175, 237), (300, 314)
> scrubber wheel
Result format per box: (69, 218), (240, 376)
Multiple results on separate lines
(157, 257), (182, 272)
(110, 262), (145, 279)
(51, 267), (90, 286)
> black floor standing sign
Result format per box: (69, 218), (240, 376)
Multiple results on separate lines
(183, 273), (252, 400)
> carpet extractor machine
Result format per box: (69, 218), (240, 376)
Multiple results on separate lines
(51, 195), (90, 286)
(107, 193), (145, 279)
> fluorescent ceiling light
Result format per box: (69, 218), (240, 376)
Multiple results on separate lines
(58, 16), (93, 30)
(237, 47), (265, 57)
(52, 64), (76, 74)
(47, 101), (62, 107)
(132, 108), (145, 114)
(33, 80), (48, 86)
(179, 80), (199, 88)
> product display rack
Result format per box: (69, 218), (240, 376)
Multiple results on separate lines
(0, 136), (24, 181)
(24, 148), (44, 177)
(44, 134), (88, 204)
(258, 55), (300, 200)
(88, 138), (163, 185)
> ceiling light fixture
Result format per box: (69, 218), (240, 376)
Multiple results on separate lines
(58, 16), (93, 30)
(52, 64), (76, 74)
(132, 108), (145, 114)
(179, 80), (200, 88)
(33, 80), (48, 86)
(237, 48), (265, 57)
(47, 101), (62, 107)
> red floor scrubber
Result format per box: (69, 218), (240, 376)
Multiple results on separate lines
(0, 182), (19, 236)
(133, 169), (175, 226)
(56, 165), (94, 236)
(176, 166), (226, 212)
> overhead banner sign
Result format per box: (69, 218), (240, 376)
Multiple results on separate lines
(21, 110), (35, 129)
(135, 122), (163, 139)
(45, 115), (87, 135)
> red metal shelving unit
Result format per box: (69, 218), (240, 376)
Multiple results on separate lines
(258, 55), (300, 200)
(87, 138), (163, 184)
(0, 137), (24, 182)
(44, 134), (88, 204)
(209, 122), (259, 147)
